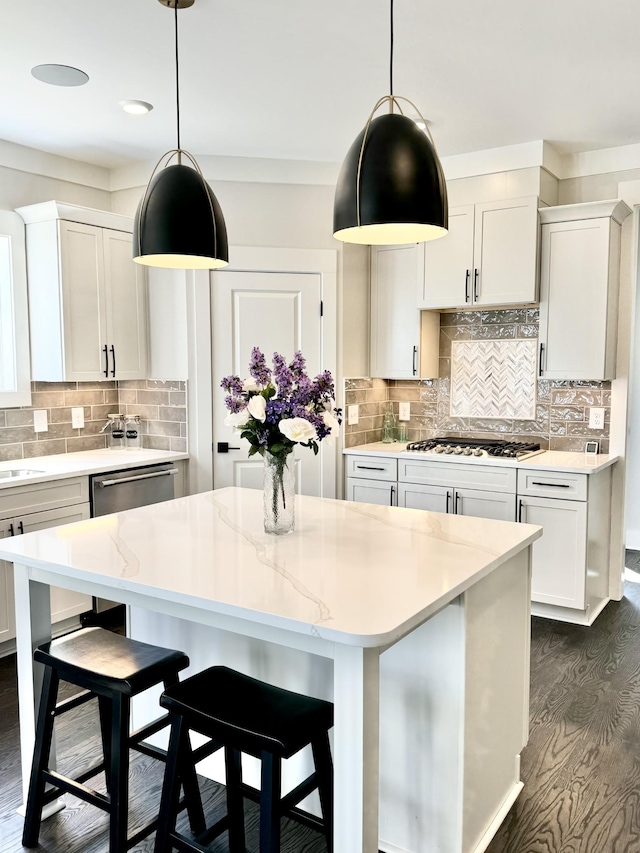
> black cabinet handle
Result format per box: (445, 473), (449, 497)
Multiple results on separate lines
(455, 491), (460, 514)
(17, 521), (24, 535)
(217, 442), (241, 453)
(8, 523), (14, 536)
(518, 499), (524, 522)
(446, 490), (451, 513)
(531, 481), (570, 488)
(539, 343), (545, 377)
(103, 345), (109, 378)
(390, 485), (395, 506)
(110, 345), (116, 377)
(356, 465), (385, 471)
(473, 268), (479, 301)
(465, 269), (470, 302)
(412, 345), (418, 376)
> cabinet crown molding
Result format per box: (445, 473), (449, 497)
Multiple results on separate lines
(539, 199), (632, 226)
(15, 201), (133, 234)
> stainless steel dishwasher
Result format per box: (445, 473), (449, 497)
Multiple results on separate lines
(87, 463), (179, 617)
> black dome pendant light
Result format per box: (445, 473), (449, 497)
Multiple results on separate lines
(333, 0), (448, 245)
(133, 0), (228, 269)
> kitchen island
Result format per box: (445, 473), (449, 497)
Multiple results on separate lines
(0, 487), (541, 853)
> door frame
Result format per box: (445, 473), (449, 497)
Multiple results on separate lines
(186, 246), (338, 497)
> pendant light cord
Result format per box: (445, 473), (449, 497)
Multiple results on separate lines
(174, 0), (181, 153)
(389, 0), (394, 111)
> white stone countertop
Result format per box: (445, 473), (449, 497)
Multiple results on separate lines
(0, 448), (189, 489)
(0, 486), (541, 647)
(344, 442), (618, 474)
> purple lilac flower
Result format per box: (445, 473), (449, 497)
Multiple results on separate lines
(221, 375), (244, 395)
(225, 395), (246, 413)
(265, 398), (291, 424)
(292, 375), (314, 407)
(248, 347), (272, 386)
(312, 370), (335, 399)
(289, 351), (307, 380)
(272, 352), (294, 397)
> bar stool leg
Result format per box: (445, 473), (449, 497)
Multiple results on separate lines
(22, 667), (60, 848)
(312, 733), (334, 853)
(259, 751), (281, 853)
(98, 695), (112, 794)
(225, 746), (245, 853)
(154, 713), (186, 853)
(109, 694), (130, 853)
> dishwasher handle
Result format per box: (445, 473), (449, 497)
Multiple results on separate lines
(97, 468), (179, 488)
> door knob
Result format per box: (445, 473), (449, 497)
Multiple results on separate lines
(217, 442), (241, 453)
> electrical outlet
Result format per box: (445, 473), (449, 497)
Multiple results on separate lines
(71, 407), (85, 429)
(398, 401), (411, 421)
(33, 410), (48, 433)
(588, 407), (605, 429)
(347, 404), (359, 425)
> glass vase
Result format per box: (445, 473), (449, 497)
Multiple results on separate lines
(263, 451), (295, 535)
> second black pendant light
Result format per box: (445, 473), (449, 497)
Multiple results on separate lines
(333, 0), (448, 245)
(133, 0), (228, 270)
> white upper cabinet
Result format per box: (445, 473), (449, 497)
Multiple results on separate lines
(370, 244), (438, 379)
(538, 199), (631, 381)
(420, 196), (539, 309)
(17, 201), (148, 382)
(0, 211), (31, 407)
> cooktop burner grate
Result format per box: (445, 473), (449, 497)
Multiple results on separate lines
(405, 437), (542, 459)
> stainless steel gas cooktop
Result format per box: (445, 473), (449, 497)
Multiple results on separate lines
(405, 437), (544, 460)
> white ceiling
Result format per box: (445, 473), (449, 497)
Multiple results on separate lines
(2, 0), (640, 171)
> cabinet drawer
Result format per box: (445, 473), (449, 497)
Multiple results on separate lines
(0, 476), (89, 519)
(517, 469), (587, 501)
(398, 459), (516, 494)
(346, 456), (397, 482)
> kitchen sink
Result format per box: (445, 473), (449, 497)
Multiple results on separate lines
(0, 469), (45, 479)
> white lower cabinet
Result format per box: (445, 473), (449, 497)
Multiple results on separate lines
(398, 482), (449, 513)
(398, 481), (515, 521)
(0, 478), (92, 646)
(346, 477), (396, 507)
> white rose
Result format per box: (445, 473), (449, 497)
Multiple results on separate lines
(247, 394), (267, 422)
(243, 377), (262, 393)
(279, 417), (317, 443)
(224, 408), (250, 430)
(322, 411), (340, 439)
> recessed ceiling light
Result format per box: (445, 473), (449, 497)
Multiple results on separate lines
(31, 64), (89, 87)
(120, 100), (154, 115)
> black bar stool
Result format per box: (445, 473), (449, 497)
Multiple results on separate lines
(154, 665), (334, 853)
(22, 626), (205, 852)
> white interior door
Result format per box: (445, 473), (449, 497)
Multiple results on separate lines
(211, 270), (323, 495)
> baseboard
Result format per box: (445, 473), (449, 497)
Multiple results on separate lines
(626, 531), (640, 551)
(531, 597), (610, 626)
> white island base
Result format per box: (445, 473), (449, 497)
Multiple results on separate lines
(130, 547), (530, 853)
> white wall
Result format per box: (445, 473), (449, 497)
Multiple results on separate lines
(0, 166), (110, 212)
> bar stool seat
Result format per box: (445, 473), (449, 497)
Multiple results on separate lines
(154, 665), (334, 853)
(22, 626), (204, 852)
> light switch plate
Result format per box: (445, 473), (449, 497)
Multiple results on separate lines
(33, 409), (48, 433)
(588, 407), (605, 429)
(398, 401), (411, 421)
(71, 407), (85, 429)
(347, 404), (359, 425)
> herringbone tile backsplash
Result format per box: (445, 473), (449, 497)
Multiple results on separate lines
(345, 308), (611, 453)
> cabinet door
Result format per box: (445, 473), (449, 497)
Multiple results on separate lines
(59, 220), (109, 381)
(519, 496), (587, 609)
(103, 228), (148, 379)
(370, 245), (422, 378)
(421, 206), (475, 309)
(0, 521), (16, 643)
(473, 197), (539, 306)
(454, 487), (515, 522)
(538, 217), (614, 380)
(17, 503), (92, 623)
(346, 477), (396, 507)
(398, 482), (450, 513)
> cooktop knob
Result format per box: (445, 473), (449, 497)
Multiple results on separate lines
(462, 448), (472, 456)
(444, 446), (454, 454)
(453, 446), (463, 454)
(434, 445), (445, 453)
(472, 448), (483, 457)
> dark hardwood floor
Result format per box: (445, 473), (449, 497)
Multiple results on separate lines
(2, 561), (640, 852)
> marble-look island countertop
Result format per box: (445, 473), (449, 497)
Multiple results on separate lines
(0, 487), (541, 647)
(344, 441), (618, 474)
(0, 448), (189, 489)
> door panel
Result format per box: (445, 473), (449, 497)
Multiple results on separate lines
(0, 522), (15, 643)
(347, 478), (396, 506)
(422, 206), (475, 309)
(212, 270), (323, 495)
(454, 487), (515, 522)
(398, 482), (449, 513)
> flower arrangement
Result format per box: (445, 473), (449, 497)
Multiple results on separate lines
(221, 347), (342, 460)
